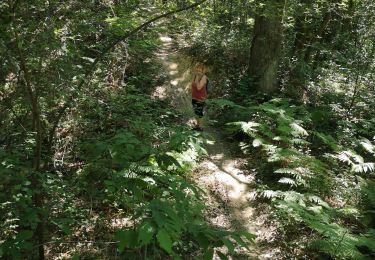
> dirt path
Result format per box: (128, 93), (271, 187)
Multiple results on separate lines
(195, 129), (282, 259)
(152, 35), (194, 119)
(154, 36), (281, 259)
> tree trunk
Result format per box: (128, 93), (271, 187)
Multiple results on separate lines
(15, 30), (45, 260)
(248, 0), (284, 93)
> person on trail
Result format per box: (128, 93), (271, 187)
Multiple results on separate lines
(191, 63), (208, 131)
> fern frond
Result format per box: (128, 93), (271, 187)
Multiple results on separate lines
(290, 122), (308, 137)
(307, 195), (330, 208)
(239, 142), (251, 154)
(278, 177), (297, 186)
(335, 151), (353, 165)
(227, 121), (261, 137)
(259, 104), (286, 116)
(210, 98), (244, 109)
(262, 144), (278, 153)
(313, 131), (340, 151)
(350, 151), (365, 164)
(241, 121), (260, 134)
(352, 162), (375, 173)
(275, 168), (299, 175)
(359, 138), (375, 154)
(252, 138), (264, 147)
(362, 180), (375, 207)
(359, 229), (375, 252)
(290, 138), (310, 145)
(261, 190), (279, 199)
(336, 150), (364, 165)
(280, 191), (307, 205)
(310, 239), (336, 253)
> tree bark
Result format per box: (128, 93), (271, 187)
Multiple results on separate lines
(248, 0), (284, 93)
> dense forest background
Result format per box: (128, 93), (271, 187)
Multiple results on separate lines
(1, 0), (375, 259)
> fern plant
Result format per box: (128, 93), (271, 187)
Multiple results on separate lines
(223, 97), (375, 259)
(100, 128), (255, 258)
(228, 98), (332, 194)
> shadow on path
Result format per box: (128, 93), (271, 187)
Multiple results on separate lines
(153, 34), (282, 260)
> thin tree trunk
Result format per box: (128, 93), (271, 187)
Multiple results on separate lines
(348, 73), (360, 112)
(15, 32), (45, 260)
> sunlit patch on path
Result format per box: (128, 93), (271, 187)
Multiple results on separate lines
(155, 34), (281, 259)
(194, 133), (282, 259)
(153, 34), (197, 125)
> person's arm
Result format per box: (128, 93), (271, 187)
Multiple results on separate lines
(197, 75), (207, 90)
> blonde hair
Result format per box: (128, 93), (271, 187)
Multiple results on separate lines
(195, 63), (205, 72)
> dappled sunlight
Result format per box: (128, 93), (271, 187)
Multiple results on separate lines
(175, 87), (185, 93)
(154, 33), (281, 258)
(199, 158), (253, 201)
(210, 152), (224, 161)
(153, 34), (192, 113)
(170, 79), (178, 86)
(169, 63), (178, 69)
(110, 216), (133, 229)
(196, 153), (280, 258)
(151, 85), (167, 99)
(159, 35), (172, 42)
(221, 159), (254, 185)
(5, 0), (374, 258)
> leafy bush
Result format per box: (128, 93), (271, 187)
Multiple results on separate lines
(96, 128), (255, 258)
(220, 97), (375, 259)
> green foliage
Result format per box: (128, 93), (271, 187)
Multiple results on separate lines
(228, 99), (332, 193)
(278, 201), (375, 260)
(0, 150), (38, 258)
(2, 0), (375, 258)
(217, 96), (375, 259)
(99, 127), (254, 258)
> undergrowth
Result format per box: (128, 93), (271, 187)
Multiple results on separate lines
(0, 86), (255, 259)
(208, 96), (375, 259)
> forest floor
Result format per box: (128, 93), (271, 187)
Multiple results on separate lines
(154, 35), (282, 259)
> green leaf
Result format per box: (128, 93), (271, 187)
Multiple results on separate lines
(222, 238), (235, 254)
(290, 122), (308, 137)
(11, 249), (21, 260)
(157, 229), (173, 254)
(239, 231), (256, 242)
(115, 230), (138, 252)
(22, 242), (33, 250)
(105, 16), (119, 24)
(217, 251), (228, 260)
(203, 248), (214, 260)
(196, 232), (210, 248)
(16, 230), (33, 241)
(52, 218), (72, 235)
(138, 221), (154, 246)
(232, 234), (250, 250)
